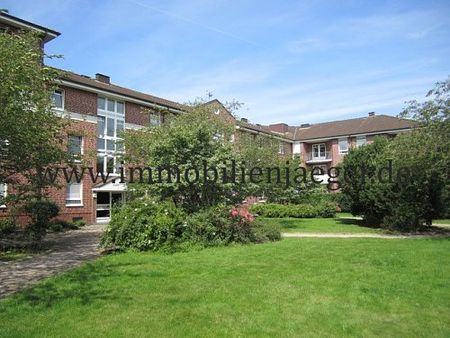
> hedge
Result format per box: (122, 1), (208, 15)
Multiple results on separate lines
(249, 202), (336, 218)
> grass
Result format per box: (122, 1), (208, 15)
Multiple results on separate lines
(0, 238), (449, 337)
(262, 215), (384, 234)
(433, 219), (450, 225)
(0, 251), (29, 262)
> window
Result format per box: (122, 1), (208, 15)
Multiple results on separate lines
(338, 137), (348, 154)
(52, 89), (64, 109)
(97, 97), (125, 174)
(356, 135), (367, 147)
(68, 135), (83, 161)
(278, 142), (286, 155)
(312, 143), (326, 158)
(149, 112), (161, 127)
(0, 183), (6, 207)
(66, 181), (82, 206)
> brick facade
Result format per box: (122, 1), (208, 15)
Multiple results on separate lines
(63, 86), (97, 116)
(125, 102), (149, 126)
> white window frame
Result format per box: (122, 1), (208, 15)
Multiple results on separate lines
(52, 89), (64, 110)
(97, 96), (125, 174)
(68, 135), (83, 162)
(356, 135), (367, 147)
(66, 181), (83, 207)
(0, 183), (7, 208)
(278, 142), (286, 155)
(312, 143), (326, 159)
(338, 137), (348, 154)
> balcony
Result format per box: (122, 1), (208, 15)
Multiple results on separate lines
(305, 151), (332, 164)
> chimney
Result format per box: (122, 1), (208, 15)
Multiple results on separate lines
(368, 112), (375, 116)
(95, 73), (110, 84)
(240, 118), (248, 123)
(269, 123), (288, 133)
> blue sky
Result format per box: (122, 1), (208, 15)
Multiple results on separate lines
(4, 0), (449, 125)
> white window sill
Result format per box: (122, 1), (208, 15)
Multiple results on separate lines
(66, 204), (83, 208)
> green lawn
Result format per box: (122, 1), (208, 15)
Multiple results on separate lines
(262, 216), (385, 234)
(433, 219), (450, 225)
(1, 238), (449, 337)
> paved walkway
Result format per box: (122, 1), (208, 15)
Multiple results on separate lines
(0, 224), (105, 299)
(282, 232), (450, 239)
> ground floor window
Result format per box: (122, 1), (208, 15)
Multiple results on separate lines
(66, 181), (82, 206)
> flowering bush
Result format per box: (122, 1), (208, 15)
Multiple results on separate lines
(185, 205), (256, 246)
(101, 200), (280, 252)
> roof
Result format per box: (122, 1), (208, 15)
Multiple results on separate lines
(60, 70), (184, 111)
(237, 120), (294, 141)
(292, 115), (416, 141)
(0, 11), (60, 43)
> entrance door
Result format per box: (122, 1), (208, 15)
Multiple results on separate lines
(96, 191), (124, 223)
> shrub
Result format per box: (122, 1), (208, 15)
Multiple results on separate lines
(73, 219), (86, 227)
(327, 192), (352, 212)
(184, 205), (257, 246)
(48, 219), (79, 232)
(249, 202), (336, 218)
(252, 220), (282, 242)
(101, 198), (186, 252)
(101, 200), (281, 252)
(0, 218), (16, 236)
(22, 199), (59, 240)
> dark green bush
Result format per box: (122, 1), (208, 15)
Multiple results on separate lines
(48, 219), (79, 232)
(249, 202), (336, 218)
(101, 198), (186, 252)
(327, 192), (352, 212)
(22, 199), (59, 239)
(0, 218), (16, 236)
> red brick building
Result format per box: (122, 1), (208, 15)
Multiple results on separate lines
(0, 11), (416, 224)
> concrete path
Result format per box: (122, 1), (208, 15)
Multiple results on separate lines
(282, 232), (450, 239)
(0, 224), (105, 299)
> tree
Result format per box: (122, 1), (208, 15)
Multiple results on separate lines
(123, 104), (241, 213)
(233, 131), (309, 203)
(341, 78), (450, 230)
(0, 31), (68, 236)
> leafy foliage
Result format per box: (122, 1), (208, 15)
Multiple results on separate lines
(0, 31), (69, 235)
(0, 218), (16, 237)
(249, 202), (337, 218)
(341, 78), (450, 230)
(123, 105), (242, 213)
(101, 198), (280, 252)
(101, 198), (186, 252)
(21, 199), (60, 239)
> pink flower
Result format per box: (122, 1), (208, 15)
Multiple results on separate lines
(230, 208), (239, 218)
